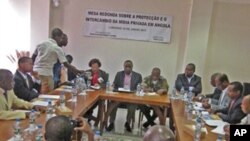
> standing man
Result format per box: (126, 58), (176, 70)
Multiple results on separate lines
(139, 67), (169, 128)
(14, 57), (40, 101)
(32, 28), (82, 93)
(107, 60), (142, 132)
(175, 63), (202, 96)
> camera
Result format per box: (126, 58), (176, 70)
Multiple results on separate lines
(70, 119), (81, 128)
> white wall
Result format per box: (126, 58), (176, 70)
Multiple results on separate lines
(49, 0), (193, 89)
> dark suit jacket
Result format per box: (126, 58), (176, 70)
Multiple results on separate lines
(206, 88), (221, 100)
(86, 69), (109, 88)
(215, 97), (246, 124)
(175, 73), (202, 96)
(113, 71), (142, 91)
(13, 71), (40, 101)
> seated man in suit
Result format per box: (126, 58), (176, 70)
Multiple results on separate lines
(202, 74), (231, 111)
(84, 58), (108, 124)
(194, 73), (222, 101)
(215, 81), (246, 124)
(139, 67), (169, 128)
(14, 57), (40, 101)
(106, 60), (142, 132)
(0, 69), (40, 120)
(175, 63), (202, 96)
(223, 94), (250, 141)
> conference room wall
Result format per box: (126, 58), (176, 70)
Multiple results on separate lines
(49, 0), (193, 90)
(203, 1), (250, 93)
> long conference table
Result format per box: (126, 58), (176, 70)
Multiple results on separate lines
(0, 88), (169, 141)
(0, 88), (218, 141)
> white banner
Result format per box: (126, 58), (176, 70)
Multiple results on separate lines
(84, 9), (172, 43)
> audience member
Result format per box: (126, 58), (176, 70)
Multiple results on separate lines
(84, 58), (108, 124)
(202, 74), (231, 111)
(0, 69), (40, 120)
(45, 115), (94, 141)
(175, 63), (202, 96)
(143, 125), (175, 141)
(66, 54), (76, 81)
(32, 28), (82, 93)
(215, 81), (246, 124)
(13, 57), (40, 101)
(107, 60), (142, 132)
(85, 58), (108, 88)
(139, 67), (169, 128)
(52, 34), (68, 88)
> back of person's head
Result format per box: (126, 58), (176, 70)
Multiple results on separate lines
(143, 125), (175, 141)
(45, 115), (73, 141)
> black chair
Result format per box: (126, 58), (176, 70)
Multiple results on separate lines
(242, 82), (250, 96)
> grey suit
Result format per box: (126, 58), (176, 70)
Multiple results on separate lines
(215, 97), (246, 124)
(109, 71), (142, 124)
(13, 70), (40, 101)
(175, 73), (202, 96)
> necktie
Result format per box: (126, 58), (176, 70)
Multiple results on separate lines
(25, 75), (30, 89)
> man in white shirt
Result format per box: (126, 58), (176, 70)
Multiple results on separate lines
(32, 28), (82, 93)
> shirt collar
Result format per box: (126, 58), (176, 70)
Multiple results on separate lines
(49, 38), (57, 44)
(18, 70), (28, 79)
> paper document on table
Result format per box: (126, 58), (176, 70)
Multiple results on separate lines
(90, 85), (101, 90)
(211, 124), (226, 135)
(32, 100), (55, 107)
(55, 88), (73, 93)
(145, 92), (158, 96)
(118, 88), (133, 93)
(39, 95), (60, 100)
(205, 120), (226, 127)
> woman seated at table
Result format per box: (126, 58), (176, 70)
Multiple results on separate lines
(84, 58), (108, 124)
(84, 58), (108, 88)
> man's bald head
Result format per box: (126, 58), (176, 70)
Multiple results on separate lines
(45, 115), (73, 141)
(241, 95), (250, 114)
(143, 125), (175, 141)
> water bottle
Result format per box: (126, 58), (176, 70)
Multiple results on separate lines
(13, 119), (22, 141)
(171, 87), (176, 99)
(106, 81), (111, 94)
(180, 86), (185, 95)
(46, 100), (53, 121)
(81, 132), (88, 141)
(72, 86), (78, 102)
(187, 102), (193, 120)
(29, 109), (36, 132)
(187, 91), (194, 101)
(35, 125), (43, 141)
(136, 83), (141, 96)
(60, 92), (66, 109)
(216, 134), (223, 141)
(94, 130), (101, 141)
(194, 114), (203, 141)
